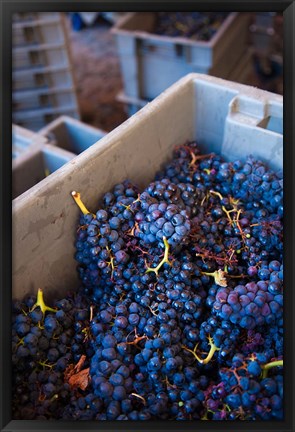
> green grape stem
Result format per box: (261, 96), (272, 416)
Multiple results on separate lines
(261, 359), (283, 378)
(146, 237), (172, 276)
(182, 335), (220, 365)
(30, 288), (57, 317)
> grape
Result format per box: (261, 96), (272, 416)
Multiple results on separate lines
(13, 141), (283, 421)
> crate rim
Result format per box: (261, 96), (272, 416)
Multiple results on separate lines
(38, 114), (107, 140)
(111, 11), (239, 49)
(12, 72), (283, 212)
(12, 15), (62, 30)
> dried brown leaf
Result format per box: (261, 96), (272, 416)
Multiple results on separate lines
(68, 367), (90, 391)
(64, 355), (87, 383)
(74, 354), (86, 373)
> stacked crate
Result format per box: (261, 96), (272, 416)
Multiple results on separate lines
(249, 13), (283, 93)
(12, 12), (80, 131)
(112, 12), (252, 116)
(12, 117), (106, 199)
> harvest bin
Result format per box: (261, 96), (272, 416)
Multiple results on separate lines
(12, 73), (283, 302)
(116, 49), (254, 117)
(38, 115), (106, 155)
(112, 12), (251, 101)
(12, 144), (76, 200)
(12, 12), (80, 131)
(12, 124), (48, 165)
(12, 117), (107, 200)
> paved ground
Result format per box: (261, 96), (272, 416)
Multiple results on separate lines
(65, 15), (128, 132)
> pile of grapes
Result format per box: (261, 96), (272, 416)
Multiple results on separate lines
(12, 141), (283, 421)
(153, 12), (229, 41)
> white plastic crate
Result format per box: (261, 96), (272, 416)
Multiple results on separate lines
(117, 50), (254, 117)
(12, 12), (60, 22)
(112, 12), (251, 100)
(38, 115), (106, 155)
(12, 74), (282, 299)
(12, 17), (66, 47)
(12, 144), (76, 200)
(12, 87), (78, 111)
(12, 117), (106, 199)
(13, 108), (80, 132)
(13, 43), (70, 70)
(254, 12), (276, 28)
(12, 65), (75, 91)
(12, 124), (48, 167)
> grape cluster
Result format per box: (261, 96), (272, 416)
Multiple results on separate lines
(154, 12), (229, 41)
(12, 141), (283, 420)
(204, 352), (283, 420)
(133, 191), (191, 249)
(212, 278), (283, 330)
(12, 290), (94, 419)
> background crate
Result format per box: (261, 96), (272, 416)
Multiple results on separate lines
(12, 74), (282, 299)
(12, 12), (80, 129)
(112, 12), (251, 100)
(12, 87), (78, 112)
(116, 49), (254, 117)
(38, 115), (106, 155)
(13, 43), (70, 70)
(12, 117), (107, 200)
(13, 12), (60, 22)
(13, 107), (80, 132)
(12, 124), (48, 166)
(12, 144), (76, 200)
(12, 65), (75, 91)
(12, 17), (66, 47)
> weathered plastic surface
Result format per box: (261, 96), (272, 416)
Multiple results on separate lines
(12, 65), (75, 92)
(12, 144), (76, 200)
(112, 12), (251, 100)
(12, 17), (65, 47)
(12, 87), (78, 112)
(116, 50), (254, 117)
(38, 115), (106, 155)
(13, 43), (70, 70)
(12, 117), (106, 200)
(12, 74), (283, 301)
(12, 12), (80, 130)
(13, 12), (60, 22)
(12, 124), (48, 168)
(13, 107), (80, 132)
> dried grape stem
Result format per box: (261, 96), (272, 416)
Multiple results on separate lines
(71, 191), (93, 216)
(30, 288), (57, 317)
(146, 237), (172, 276)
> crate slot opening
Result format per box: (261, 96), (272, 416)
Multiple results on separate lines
(257, 115), (283, 134)
(47, 119), (105, 154)
(12, 149), (70, 199)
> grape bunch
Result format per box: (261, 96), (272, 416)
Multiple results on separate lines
(12, 140), (283, 421)
(212, 278), (283, 330)
(133, 192), (191, 249)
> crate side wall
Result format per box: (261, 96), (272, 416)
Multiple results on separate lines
(12, 79), (194, 300)
(12, 74), (283, 303)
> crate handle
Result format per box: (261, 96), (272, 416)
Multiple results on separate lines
(139, 40), (191, 62)
(222, 94), (283, 171)
(228, 94), (283, 135)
